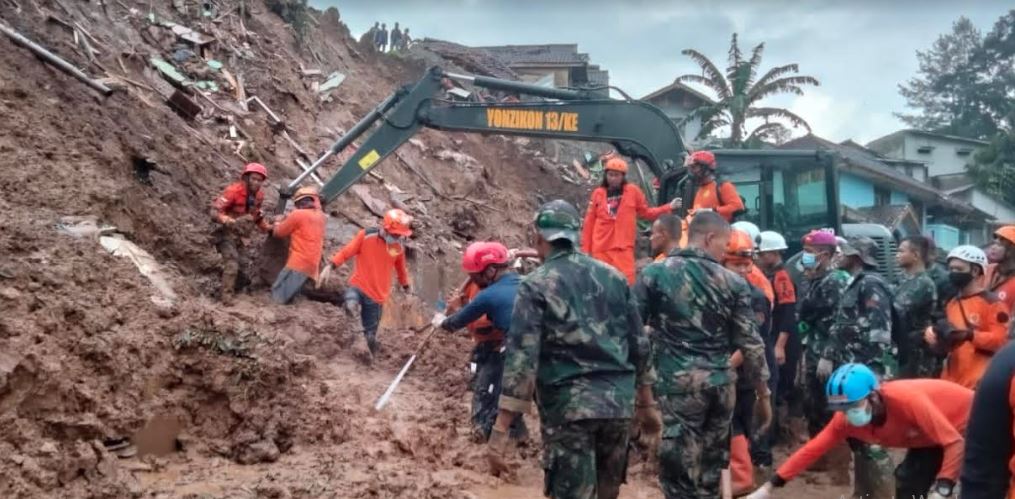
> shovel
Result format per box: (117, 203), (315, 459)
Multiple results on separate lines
(374, 296), (446, 411)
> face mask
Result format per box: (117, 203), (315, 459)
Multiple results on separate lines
(948, 271), (974, 288)
(845, 405), (872, 427)
(800, 252), (818, 269)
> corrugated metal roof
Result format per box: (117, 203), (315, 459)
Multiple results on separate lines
(640, 81), (715, 105)
(479, 44), (589, 66)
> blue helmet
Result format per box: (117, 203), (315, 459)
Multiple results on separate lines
(825, 363), (879, 408)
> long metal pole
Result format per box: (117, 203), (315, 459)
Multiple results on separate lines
(0, 22), (113, 96)
(285, 92), (400, 191)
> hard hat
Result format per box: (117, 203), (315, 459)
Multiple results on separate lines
(725, 229), (755, 261)
(947, 244), (988, 271)
(840, 236), (880, 268)
(757, 231), (788, 252)
(686, 150), (717, 169)
(383, 209), (414, 237)
(242, 163), (268, 179)
(825, 363), (879, 408)
(462, 241), (509, 273)
(604, 157), (629, 174)
(731, 221), (760, 248)
(534, 199), (581, 245)
(802, 229), (837, 247)
(292, 186), (319, 203)
(995, 226), (1015, 246)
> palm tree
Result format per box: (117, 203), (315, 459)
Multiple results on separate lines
(676, 34), (820, 146)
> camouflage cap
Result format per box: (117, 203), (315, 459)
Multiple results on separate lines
(840, 236), (879, 268)
(534, 199), (581, 245)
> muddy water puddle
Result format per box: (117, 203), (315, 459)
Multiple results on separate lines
(134, 414), (184, 456)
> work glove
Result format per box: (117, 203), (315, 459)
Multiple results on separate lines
(633, 403), (662, 442)
(816, 358), (834, 380)
(431, 312), (447, 329)
(316, 265), (333, 289)
(671, 197), (683, 209)
(745, 482), (774, 499)
(486, 428), (512, 476)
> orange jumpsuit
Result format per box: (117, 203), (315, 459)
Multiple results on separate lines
(272, 201), (326, 281)
(678, 179), (744, 247)
(986, 263), (1015, 313)
(581, 183), (671, 284)
(776, 379), (972, 484)
(330, 228), (410, 305)
(940, 291), (1011, 389)
(453, 281), (503, 345)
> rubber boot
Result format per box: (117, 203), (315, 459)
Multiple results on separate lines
(853, 444), (895, 499)
(730, 434), (755, 495)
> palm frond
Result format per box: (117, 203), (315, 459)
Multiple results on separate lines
(747, 42), (765, 86)
(679, 49), (731, 99)
(748, 76), (820, 104)
(727, 33), (742, 73)
(674, 74), (726, 100)
(745, 122), (789, 142)
(752, 64), (800, 90)
(748, 107), (813, 131)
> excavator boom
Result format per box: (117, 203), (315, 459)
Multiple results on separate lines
(282, 66), (688, 206)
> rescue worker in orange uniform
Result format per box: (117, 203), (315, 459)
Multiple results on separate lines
(581, 156), (679, 284)
(925, 244), (1010, 389)
(986, 226), (1015, 312)
(732, 221), (776, 305)
(723, 229), (772, 496)
(961, 340), (1015, 499)
(326, 209), (413, 356)
(212, 163), (272, 303)
(649, 214), (682, 262)
(673, 150), (745, 247)
(748, 363), (972, 499)
(269, 186), (326, 304)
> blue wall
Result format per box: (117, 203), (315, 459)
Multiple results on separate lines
(890, 191), (909, 205)
(840, 173), (874, 208)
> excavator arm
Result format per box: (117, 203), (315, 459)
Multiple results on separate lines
(283, 66), (688, 207)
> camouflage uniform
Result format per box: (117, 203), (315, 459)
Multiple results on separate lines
(499, 247), (653, 499)
(633, 247), (769, 499)
(824, 271), (896, 376)
(797, 268), (850, 436)
(894, 271), (941, 378)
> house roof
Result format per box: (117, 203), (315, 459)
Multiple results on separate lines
(931, 172), (976, 193)
(414, 39), (519, 80)
(866, 129), (990, 151)
(640, 81), (715, 105)
(850, 205), (920, 231)
(587, 65), (609, 86)
(478, 44), (589, 67)
(780, 134), (975, 214)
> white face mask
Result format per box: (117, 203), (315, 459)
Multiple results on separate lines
(845, 402), (872, 427)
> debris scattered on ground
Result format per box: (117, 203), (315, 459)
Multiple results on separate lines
(99, 235), (178, 302)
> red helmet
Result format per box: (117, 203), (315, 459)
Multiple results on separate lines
(686, 151), (716, 169)
(462, 241), (509, 273)
(604, 157), (629, 174)
(242, 163), (268, 179)
(383, 209), (413, 237)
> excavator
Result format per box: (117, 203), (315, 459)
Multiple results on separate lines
(275, 65), (898, 279)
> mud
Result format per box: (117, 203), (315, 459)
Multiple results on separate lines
(2, 1), (850, 498)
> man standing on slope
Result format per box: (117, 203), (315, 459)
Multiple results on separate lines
(212, 163), (272, 304)
(269, 186), (326, 304)
(487, 200), (659, 499)
(582, 155), (679, 284)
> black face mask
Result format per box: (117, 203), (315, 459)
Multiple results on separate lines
(949, 271), (974, 288)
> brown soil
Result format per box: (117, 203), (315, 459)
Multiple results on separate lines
(0, 2), (851, 498)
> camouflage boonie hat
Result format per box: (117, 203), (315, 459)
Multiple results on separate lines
(534, 199), (581, 245)
(841, 236), (879, 268)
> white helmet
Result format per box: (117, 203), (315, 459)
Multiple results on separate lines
(757, 231), (788, 252)
(947, 245), (988, 271)
(731, 221), (761, 248)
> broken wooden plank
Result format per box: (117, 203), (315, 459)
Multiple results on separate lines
(0, 21), (113, 95)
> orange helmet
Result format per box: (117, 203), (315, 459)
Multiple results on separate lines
(383, 209), (413, 237)
(996, 226), (1015, 246)
(293, 186), (319, 204)
(604, 157), (629, 174)
(242, 162), (268, 179)
(725, 229), (755, 262)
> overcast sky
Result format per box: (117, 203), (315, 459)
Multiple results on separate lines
(310, 1), (1009, 144)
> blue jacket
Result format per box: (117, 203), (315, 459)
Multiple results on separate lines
(443, 273), (520, 333)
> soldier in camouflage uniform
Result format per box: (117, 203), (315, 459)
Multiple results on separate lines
(633, 211), (771, 499)
(796, 230), (850, 437)
(893, 236), (940, 378)
(487, 200), (660, 499)
(825, 236), (896, 498)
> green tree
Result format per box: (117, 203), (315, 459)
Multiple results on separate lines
(675, 33), (819, 146)
(967, 11), (1015, 204)
(897, 17), (996, 139)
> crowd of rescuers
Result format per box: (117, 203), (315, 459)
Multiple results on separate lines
(212, 156), (1015, 498)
